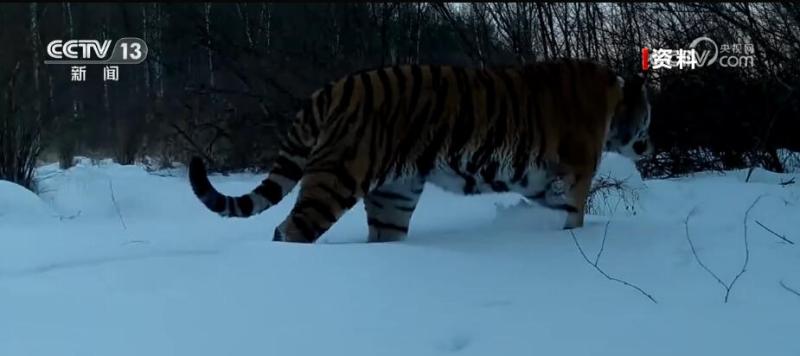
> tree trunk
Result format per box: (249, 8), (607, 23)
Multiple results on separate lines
(204, 3), (215, 88)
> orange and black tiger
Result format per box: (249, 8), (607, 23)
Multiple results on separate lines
(189, 58), (652, 243)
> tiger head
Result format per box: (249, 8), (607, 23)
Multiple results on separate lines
(606, 73), (653, 160)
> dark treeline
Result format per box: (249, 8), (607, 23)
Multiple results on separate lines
(1, 3), (799, 190)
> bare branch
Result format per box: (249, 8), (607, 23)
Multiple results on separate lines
(728, 195), (765, 301)
(587, 175), (638, 216)
(684, 207), (731, 294)
(755, 220), (794, 244)
(184, 85), (271, 99)
(431, 3), (485, 67)
(58, 210), (81, 221)
(570, 227), (658, 304)
(780, 280), (800, 298)
(684, 195), (765, 303)
(108, 179), (127, 230)
(593, 220), (612, 266)
(167, 121), (217, 167)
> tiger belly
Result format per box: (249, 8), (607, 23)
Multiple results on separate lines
(426, 163), (550, 198)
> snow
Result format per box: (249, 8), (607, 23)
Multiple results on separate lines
(1, 154), (799, 356)
(0, 180), (53, 221)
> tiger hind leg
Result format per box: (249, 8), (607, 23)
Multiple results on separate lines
(364, 176), (425, 242)
(273, 170), (360, 243)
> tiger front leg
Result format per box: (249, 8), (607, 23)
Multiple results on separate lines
(560, 173), (591, 229)
(544, 175), (571, 207)
(538, 171), (591, 229)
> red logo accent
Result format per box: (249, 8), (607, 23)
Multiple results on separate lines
(641, 48), (649, 71)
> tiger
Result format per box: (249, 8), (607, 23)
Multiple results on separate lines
(188, 58), (653, 243)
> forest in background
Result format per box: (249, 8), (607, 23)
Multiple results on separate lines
(1, 3), (799, 191)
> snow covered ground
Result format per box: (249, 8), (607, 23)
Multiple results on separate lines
(1, 154), (798, 356)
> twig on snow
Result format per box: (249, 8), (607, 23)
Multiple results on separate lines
(108, 179), (127, 230)
(570, 225), (658, 304)
(58, 210), (81, 221)
(593, 220), (612, 266)
(755, 220), (794, 245)
(728, 195), (764, 301)
(684, 195), (765, 303)
(684, 207), (730, 294)
(780, 280), (800, 298)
